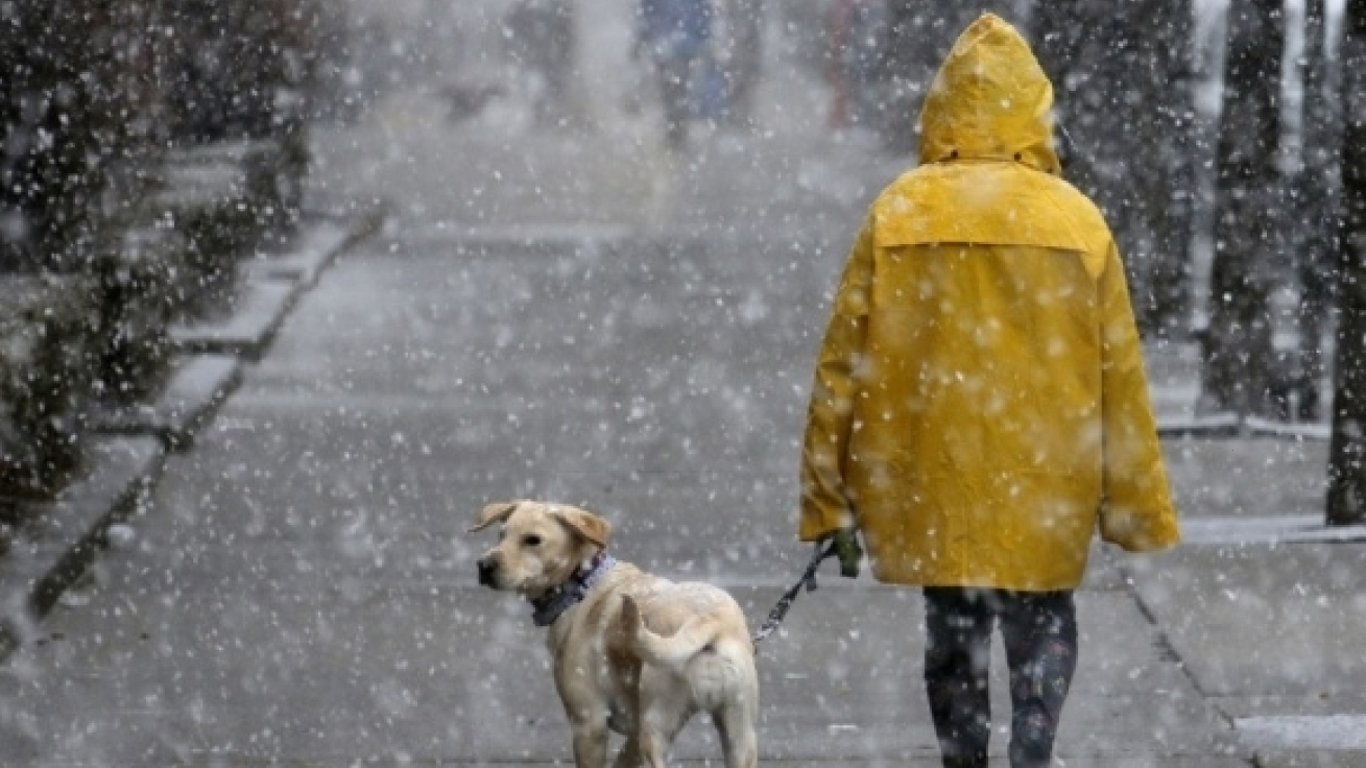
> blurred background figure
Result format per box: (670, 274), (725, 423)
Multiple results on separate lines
(635, 0), (715, 151)
(504, 0), (577, 126)
(715, 0), (765, 128)
(825, 0), (888, 132)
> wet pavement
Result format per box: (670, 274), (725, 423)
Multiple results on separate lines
(0, 216), (1237, 766)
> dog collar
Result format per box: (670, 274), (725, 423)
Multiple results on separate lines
(530, 552), (617, 627)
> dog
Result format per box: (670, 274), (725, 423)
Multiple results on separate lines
(471, 500), (759, 768)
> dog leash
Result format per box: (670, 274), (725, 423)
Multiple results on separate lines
(751, 540), (838, 650)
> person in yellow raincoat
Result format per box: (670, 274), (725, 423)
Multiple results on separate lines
(798, 13), (1180, 768)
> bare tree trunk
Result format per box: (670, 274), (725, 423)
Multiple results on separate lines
(1138, 0), (1197, 337)
(1029, 2), (1099, 194)
(1291, 0), (1343, 421)
(1327, 0), (1366, 525)
(1199, 0), (1284, 417)
(1029, 0), (1195, 336)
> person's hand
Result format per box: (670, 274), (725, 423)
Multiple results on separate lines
(827, 527), (863, 578)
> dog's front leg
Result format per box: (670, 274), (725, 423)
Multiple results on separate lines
(555, 649), (612, 767)
(571, 720), (609, 768)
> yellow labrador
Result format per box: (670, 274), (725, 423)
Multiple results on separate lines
(471, 500), (759, 768)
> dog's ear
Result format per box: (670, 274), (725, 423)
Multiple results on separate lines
(469, 500), (521, 533)
(553, 506), (612, 548)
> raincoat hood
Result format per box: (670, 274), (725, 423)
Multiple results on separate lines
(918, 13), (1060, 174)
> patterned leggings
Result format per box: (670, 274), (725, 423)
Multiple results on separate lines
(923, 587), (1078, 768)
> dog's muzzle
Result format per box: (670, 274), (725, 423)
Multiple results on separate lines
(477, 556), (497, 587)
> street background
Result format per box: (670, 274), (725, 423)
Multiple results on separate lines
(2, 1), (1365, 765)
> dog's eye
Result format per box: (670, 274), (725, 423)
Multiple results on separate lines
(522, 534), (542, 547)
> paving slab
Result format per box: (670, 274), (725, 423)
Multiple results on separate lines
(1159, 437), (1329, 521)
(1124, 540), (1366, 768)
(1125, 543), (1366, 701)
(1237, 715), (1366, 751)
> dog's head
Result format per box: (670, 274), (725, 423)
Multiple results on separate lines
(470, 500), (612, 597)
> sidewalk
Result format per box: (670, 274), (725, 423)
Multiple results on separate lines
(3, 6), (1365, 767)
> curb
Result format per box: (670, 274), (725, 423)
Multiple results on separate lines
(169, 208), (384, 361)
(110, 209), (383, 446)
(1242, 714), (1366, 766)
(0, 205), (383, 663)
(1254, 750), (1366, 767)
(0, 436), (165, 659)
(1158, 413), (1331, 441)
(88, 354), (242, 450)
(169, 280), (299, 360)
(243, 213), (378, 287)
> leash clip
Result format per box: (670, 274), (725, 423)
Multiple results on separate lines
(751, 540), (838, 650)
(804, 540), (834, 593)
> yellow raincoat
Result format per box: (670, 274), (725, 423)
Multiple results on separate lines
(798, 14), (1179, 590)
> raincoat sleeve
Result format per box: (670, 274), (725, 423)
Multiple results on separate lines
(799, 217), (874, 541)
(1097, 244), (1181, 551)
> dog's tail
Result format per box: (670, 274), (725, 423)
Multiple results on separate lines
(621, 594), (722, 674)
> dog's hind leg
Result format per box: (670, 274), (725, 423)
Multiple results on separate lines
(638, 726), (674, 768)
(612, 737), (644, 768)
(635, 675), (691, 768)
(637, 707), (690, 768)
(714, 650), (760, 768)
(571, 722), (609, 768)
(715, 700), (759, 768)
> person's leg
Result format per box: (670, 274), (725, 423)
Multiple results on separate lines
(1000, 591), (1078, 768)
(654, 53), (693, 151)
(725, 0), (763, 125)
(924, 587), (995, 768)
(543, 3), (575, 121)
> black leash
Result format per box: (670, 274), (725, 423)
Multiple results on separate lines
(751, 540), (838, 650)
